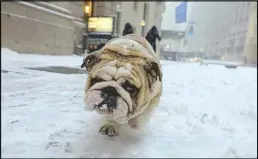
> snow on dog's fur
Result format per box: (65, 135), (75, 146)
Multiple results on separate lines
(81, 34), (163, 137)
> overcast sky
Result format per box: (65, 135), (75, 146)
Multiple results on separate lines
(161, 2), (192, 31)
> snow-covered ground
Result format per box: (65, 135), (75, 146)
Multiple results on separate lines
(1, 48), (257, 158)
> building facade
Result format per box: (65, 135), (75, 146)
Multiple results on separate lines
(1, 1), (86, 55)
(186, 2), (252, 62)
(160, 30), (185, 52)
(159, 30), (185, 61)
(1, 1), (165, 55)
(244, 2), (257, 64)
(92, 1), (165, 55)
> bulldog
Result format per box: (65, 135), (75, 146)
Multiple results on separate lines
(81, 34), (163, 137)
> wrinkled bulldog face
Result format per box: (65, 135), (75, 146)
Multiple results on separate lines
(81, 35), (162, 122)
(82, 58), (139, 121)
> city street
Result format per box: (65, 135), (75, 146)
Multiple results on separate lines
(1, 48), (257, 158)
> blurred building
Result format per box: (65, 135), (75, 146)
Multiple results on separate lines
(186, 2), (252, 62)
(160, 30), (185, 52)
(159, 30), (185, 60)
(161, 2), (190, 32)
(92, 1), (166, 55)
(1, 1), (85, 55)
(244, 2), (257, 65)
(1, 1), (165, 55)
(160, 30), (205, 61)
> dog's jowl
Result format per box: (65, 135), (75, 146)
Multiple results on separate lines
(81, 34), (163, 137)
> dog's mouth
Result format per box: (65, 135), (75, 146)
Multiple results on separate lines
(85, 81), (133, 119)
(94, 103), (114, 116)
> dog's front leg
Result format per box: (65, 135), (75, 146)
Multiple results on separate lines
(128, 94), (161, 129)
(128, 106), (155, 129)
(99, 118), (120, 137)
(128, 102), (157, 129)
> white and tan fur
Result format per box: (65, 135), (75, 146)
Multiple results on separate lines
(81, 34), (163, 137)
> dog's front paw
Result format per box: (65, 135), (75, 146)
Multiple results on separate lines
(99, 124), (119, 137)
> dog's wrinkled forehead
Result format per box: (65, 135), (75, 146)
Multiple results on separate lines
(81, 35), (162, 80)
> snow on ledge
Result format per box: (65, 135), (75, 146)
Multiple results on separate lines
(1, 48), (20, 59)
(73, 16), (84, 22)
(1, 11), (73, 30)
(73, 21), (86, 28)
(38, 2), (71, 14)
(202, 60), (243, 66)
(17, 1), (74, 20)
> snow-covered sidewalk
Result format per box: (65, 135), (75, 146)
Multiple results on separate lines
(1, 48), (257, 158)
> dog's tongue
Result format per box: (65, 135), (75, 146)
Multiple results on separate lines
(86, 90), (103, 108)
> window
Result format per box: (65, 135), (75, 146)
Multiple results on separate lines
(251, 37), (257, 45)
(239, 36), (246, 45)
(134, 1), (138, 11)
(227, 47), (233, 54)
(243, 2), (250, 17)
(235, 45), (244, 55)
(235, 9), (240, 24)
(228, 38), (235, 46)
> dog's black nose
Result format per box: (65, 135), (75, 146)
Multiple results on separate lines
(101, 86), (118, 109)
(102, 86), (119, 97)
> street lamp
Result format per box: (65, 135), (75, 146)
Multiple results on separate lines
(83, 1), (93, 21)
(84, 5), (90, 14)
(140, 20), (145, 36)
(116, 3), (121, 36)
(82, 1), (93, 54)
(116, 3), (121, 12)
(140, 20), (145, 26)
(141, 2), (147, 36)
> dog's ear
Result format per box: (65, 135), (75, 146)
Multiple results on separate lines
(81, 52), (102, 72)
(144, 60), (162, 81)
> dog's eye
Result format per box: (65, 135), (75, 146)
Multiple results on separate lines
(122, 81), (137, 93)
